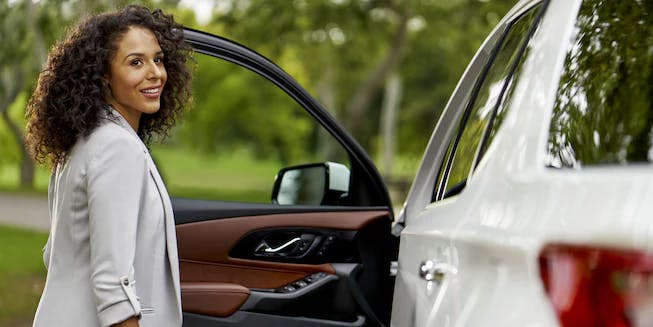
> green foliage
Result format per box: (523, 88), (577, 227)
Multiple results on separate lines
(0, 93), (28, 168)
(398, 0), (515, 156)
(214, 0), (404, 141)
(178, 54), (314, 164)
(204, 0), (516, 168)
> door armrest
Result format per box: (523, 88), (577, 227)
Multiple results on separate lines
(181, 282), (250, 317)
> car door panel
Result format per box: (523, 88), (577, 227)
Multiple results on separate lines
(392, 204), (459, 327)
(177, 210), (389, 287)
(177, 208), (392, 325)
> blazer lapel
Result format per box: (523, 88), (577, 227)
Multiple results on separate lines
(148, 160), (182, 318)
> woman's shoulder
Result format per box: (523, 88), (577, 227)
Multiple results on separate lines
(81, 119), (148, 160)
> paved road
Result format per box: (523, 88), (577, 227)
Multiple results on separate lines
(0, 192), (50, 231)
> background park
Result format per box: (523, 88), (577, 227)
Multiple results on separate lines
(0, 0), (516, 325)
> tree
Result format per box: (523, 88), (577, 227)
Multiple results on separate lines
(0, 0), (45, 187)
(205, 0), (516, 169)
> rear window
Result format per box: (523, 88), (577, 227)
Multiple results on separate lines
(545, 0), (653, 168)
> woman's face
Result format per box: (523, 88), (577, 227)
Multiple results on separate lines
(105, 26), (167, 129)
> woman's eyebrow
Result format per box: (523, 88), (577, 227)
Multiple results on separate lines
(123, 50), (164, 60)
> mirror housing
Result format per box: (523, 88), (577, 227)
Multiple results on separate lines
(271, 162), (350, 205)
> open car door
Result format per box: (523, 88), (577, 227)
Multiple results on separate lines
(162, 29), (397, 327)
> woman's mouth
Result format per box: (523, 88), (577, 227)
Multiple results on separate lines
(141, 86), (161, 99)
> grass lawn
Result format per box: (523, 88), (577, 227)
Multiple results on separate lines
(0, 225), (48, 327)
(150, 145), (280, 202)
(0, 167), (50, 196)
(0, 145), (281, 203)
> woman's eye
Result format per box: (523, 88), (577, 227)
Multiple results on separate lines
(154, 57), (164, 64)
(130, 59), (142, 66)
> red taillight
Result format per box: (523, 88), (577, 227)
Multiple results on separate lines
(539, 244), (653, 327)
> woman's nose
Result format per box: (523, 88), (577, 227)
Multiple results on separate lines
(148, 62), (164, 79)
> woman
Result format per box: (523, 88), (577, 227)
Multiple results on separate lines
(26, 5), (192, 327)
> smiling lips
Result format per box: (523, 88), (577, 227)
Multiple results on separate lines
(140, 86), (162, 99)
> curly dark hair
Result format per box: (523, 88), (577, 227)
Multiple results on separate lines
(26, 5), (192, 168)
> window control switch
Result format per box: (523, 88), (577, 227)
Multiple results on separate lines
(279, 285), (296, 293)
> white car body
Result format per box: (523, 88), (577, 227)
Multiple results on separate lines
(392, 0), (653, 325)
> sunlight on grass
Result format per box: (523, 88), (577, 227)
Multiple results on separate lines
(151, 145), (280, 202)
(0, 225), (48, 326)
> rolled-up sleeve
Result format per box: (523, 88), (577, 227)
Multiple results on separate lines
(86, 134), (147, 327)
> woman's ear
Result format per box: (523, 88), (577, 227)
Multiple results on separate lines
(102, 77), (112, 99)
(103, 74), (112, 87)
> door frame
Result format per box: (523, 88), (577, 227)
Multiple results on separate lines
(183, 28), (392, 209)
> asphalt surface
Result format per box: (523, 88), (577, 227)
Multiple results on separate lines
(0, 192), (50, 231)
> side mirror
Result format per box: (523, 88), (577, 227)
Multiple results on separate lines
(271, 162), (350, 205)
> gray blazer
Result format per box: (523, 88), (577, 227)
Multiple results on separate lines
(33, 110), (182, 327)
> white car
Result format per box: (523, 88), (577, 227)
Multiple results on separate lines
(175, 0), (653, 326)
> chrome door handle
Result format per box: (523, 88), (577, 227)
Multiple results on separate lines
(419, 260), (457, 283)
(256, 237), (301, 253)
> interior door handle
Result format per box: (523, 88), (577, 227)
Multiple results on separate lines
(419, 260), (457, 283)
(256, 237), (301, 254)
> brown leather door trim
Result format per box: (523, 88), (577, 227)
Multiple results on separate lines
(181, 260), (310, 289)
(177, 210), (390, 289)
(181, 282), (250, 317)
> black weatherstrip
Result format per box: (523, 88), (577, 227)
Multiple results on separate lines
(172, 198), (390, 224)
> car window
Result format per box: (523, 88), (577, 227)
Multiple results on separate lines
(545, 0), (653, 168)
(433, 4), (543, 201)
(150, 53), (350, 204)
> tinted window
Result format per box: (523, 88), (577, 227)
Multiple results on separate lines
(546, 0), (653, 168)
(434, 6), (542, 201)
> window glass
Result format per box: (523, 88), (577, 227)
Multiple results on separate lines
(434, 6), (541, 201)
(546, 0), (653, 168)
(482, 14), (543, 157)
(150, 53), (349, 204)
(433, 130), (456, 200)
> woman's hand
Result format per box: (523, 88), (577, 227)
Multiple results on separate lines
(112, 316), (139, 327)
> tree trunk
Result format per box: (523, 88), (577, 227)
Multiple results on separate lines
(20, 152), (35, 188)
(343, 11), (409, 136)
(316, 63), (343, 161)
(380, 73), (401, 176)
(26, 0), (47, 65)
